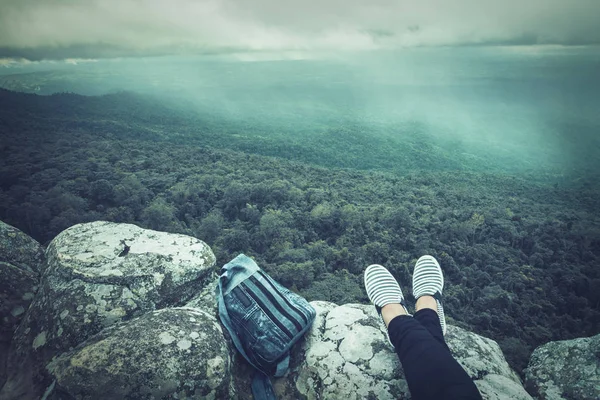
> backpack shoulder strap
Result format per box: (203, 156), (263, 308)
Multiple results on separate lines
(252, 372), (276, 400)
(274, 354), (289, 377)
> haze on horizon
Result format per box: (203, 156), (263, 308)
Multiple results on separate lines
(0, 1), (599, 179)
(1, 0), (600, 61)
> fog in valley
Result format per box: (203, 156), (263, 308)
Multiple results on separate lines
(2, 46), (599, 178)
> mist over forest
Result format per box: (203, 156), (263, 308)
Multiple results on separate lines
(2, 46), (600, 177)
(2, 40), (600, 378)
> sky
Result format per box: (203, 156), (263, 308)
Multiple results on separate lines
(0, 0), (599, 61)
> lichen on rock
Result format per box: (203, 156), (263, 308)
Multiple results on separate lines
(0, 220), (45, 274)
(1, 221), (216, 400)
(185, 273), (219, 318)
(0, 261), (38, 343)
(525, 333), (600, 400)
(270, 301), (532, 400)
(0, 220), (44, 343)
(46, 307), (231, 399)
(2, 220), (594, 400)
(0, 221), (44, 390)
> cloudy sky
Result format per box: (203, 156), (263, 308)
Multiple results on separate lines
(1, 0), (599, 60)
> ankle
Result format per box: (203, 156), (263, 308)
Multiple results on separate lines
(415, 295), (437, 313)
(381, 303), (407, 328)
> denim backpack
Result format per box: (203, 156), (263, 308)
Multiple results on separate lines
(216, 254), (316, 399)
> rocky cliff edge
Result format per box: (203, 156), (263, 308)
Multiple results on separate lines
(0, 221), (597, 399)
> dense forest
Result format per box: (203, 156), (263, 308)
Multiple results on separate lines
(1, 89), (599, 375)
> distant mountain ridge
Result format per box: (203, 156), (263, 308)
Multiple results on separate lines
(0, 88), (185, 124)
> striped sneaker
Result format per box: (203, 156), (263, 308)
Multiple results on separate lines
(412, 255), (447, 335)
(364, 264), (409, 322)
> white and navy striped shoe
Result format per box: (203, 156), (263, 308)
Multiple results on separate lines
(412, 255), (447, 335)
(364, 264), (409, 325)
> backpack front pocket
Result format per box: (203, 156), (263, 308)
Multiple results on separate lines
(244, 306), (290, 367)
(225, 286), (289, 366)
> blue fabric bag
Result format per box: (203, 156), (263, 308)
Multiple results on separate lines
(216, 254), (316, 399)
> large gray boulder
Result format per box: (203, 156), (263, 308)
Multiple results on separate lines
(1, 221), (216, 400)
(45, 307), (231, 400)
(8, 220), (594, 400)
(232, 301), (532, 400)
(278, 302), (408, 400)
(0, 221), (44, 388)
(524, 333), (600, 400)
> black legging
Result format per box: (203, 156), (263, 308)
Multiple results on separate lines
(388, 309), (483, 400)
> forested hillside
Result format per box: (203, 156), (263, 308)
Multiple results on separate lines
(1, 89), (599, 375)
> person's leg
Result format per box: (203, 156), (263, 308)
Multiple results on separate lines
(413, 295), (448, 349)
(412, 255), (447, 335)
(386, 311), (482, 400)
(368, 259), (482, 400)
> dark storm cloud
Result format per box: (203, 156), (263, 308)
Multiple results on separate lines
(1, 0), (599, 60)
